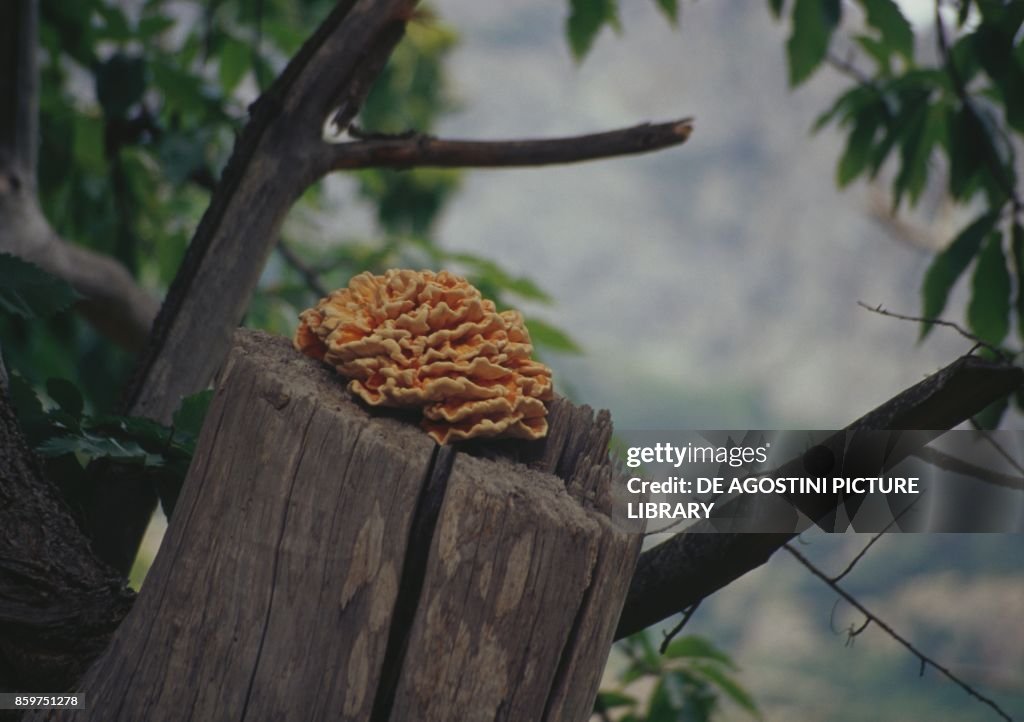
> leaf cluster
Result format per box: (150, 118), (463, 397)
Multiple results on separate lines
(596, 631), (760, 722)
(9, 370), (210, 520)
(769, 0), (1024, 423)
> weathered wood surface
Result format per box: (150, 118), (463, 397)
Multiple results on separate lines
(46, 330), (640, 722)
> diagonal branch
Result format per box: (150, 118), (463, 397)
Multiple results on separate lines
(785, 544), (1014, 722)
(311, 119), (694, 174)
(615, 354), (1023, 639)
(94, 0), (418, 575)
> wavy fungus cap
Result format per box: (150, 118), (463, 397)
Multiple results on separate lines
(294, 269), (554, 444)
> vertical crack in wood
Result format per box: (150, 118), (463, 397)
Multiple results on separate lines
(368, 444), (456, 722)
(539, 532), (603, 721)
(237, 407), (318, 722)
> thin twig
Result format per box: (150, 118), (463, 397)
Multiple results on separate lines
(857, 301), (1010, 359)
(659, 600), (702, 654)
(785, 543), (1014, 722)
(276, 240), (329, 298)
(969, 420), (1024, 476)
(313, 118), (694, 175)
(831, 499), (918, 584)
(912, 446), (1024, 491)
(826, 51), (876, 87)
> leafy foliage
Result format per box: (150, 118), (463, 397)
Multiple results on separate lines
(9, 371), (211, 519)
(596, 631), (760, 721)
(14, 0), (577, 420)
(0, 253), (79, 319)
(764, 0), (1024, 425)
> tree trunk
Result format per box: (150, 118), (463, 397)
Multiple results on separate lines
(48, 330), (639, 722)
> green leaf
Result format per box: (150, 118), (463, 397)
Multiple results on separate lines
(95, 54), (148, 118)
(836, 107), (880, 186)
(973, 394), (1009, 430)
(786, 0), (842, 86)
(812, 84), (879, 132)
(566, 0), (618, 60)
(525, 317), (582, 354)
(0, 253), (79, 319)
(664, 635), (736, 668)
(654, 0), (679, 25)
(972, 22), (1024, 135)
(138, 14), (176, 39)
(947, 105), (989, 201)
(46, 378), (84, 419)
(172, 389), (214, 439)
(693, 662), (761, 717)
(854, 34), (892, 73)
(920, 212), (1000, 339)
(595, 691), (637, 710)
(218, 35), (250, 94)
(857, 0), (914, 61)
(1013, 223), (1024, 341)
(37, 431), (164, 467)
(893, 100), (945, 208)
(8, 372), (48, 442)
(768, 0), (786, 19)
(968, 230), (1011, 345)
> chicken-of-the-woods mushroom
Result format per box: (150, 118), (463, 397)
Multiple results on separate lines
(293, 269), (554, 444)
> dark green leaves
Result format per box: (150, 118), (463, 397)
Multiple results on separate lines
(1013, 223), (1024, 340)
(173, 389), (214, 440)
(786, 0), (841, 86)
(0, 253), (79, 319)
(47, 378), (84, 418)
(218, 35), (250, 94)
(566, 0), (619, 60)
(654, 0), (679, 25)
(525, 318), (582, 354)
(920, 212), (999, 339)
(600, 631), (761, 722)
(858, 0), (914, 62)
(95, 53), (148, 118)
(968, 231), (1011, 345)
(9, 377), (211, 518)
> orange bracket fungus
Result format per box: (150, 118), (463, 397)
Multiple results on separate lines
(293, 269), (554, 444)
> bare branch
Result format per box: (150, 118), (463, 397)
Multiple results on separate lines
(969, 421), (1024, 476)
(857, 301), (1009, 359)
(615, 354), (1023, 639)
(912, 446), (1024, 492)
(785, 544), (1014, 722)
(276, 239), (329, 298)
(0, 0), (158, 351)
(826, 51), (875, 88)
(831, 501), (917, 584)
(0, 191), (159, 351)
(658, 600), (701, 654)
(311, 119), (694, 175)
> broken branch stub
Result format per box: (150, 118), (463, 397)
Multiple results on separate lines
(58, 330), (639, 722)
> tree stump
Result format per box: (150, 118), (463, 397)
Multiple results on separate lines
(50, 330), (640, 722)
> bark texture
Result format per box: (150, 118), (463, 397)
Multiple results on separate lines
(0, 377), (134, 699)
(52, 330), (639, 722)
